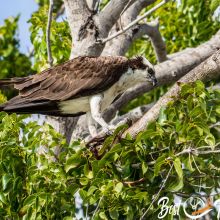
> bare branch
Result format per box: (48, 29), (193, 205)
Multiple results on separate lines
(102, 20), (167, 61)
(102, 0), (159, 56)
(100, 0), (169, 44)
(102, 0), (167, 62)
(46, 0), (54, 67)
(56, 4), (65, 18)
(146, 18), (167, 62)
(103, 30), (220, 122)
(97, 0), (136, 35)
(108, 103), (155, 125)
(123, 177), (146, 186)
(124, 49), (220, 138)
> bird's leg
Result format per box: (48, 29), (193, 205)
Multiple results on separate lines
(89, 95), (115, 134)
(87, 111), (98, 137)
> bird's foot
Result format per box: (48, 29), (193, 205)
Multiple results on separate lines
(103, 125), (116, 136)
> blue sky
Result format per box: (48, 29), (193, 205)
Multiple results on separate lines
(0, 0), (38, 54)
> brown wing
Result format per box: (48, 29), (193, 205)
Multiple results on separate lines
(14, 56), (129, 102)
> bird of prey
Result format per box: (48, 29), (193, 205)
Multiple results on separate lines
(0, 56), (156, 136)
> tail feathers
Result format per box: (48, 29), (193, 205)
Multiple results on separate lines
(0, 77), (26, 88)
(0, 101), (85, 117)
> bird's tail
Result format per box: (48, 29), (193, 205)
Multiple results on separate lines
(0, 77), (25, 88)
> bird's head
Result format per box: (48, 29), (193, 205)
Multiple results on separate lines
(129, 56), (157, 86)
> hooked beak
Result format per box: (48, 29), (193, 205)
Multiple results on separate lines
(147, 74), (157, 87)
(147, 67), (157, 87)
(152, 77), (157, 86)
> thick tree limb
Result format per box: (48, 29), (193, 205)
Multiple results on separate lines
(124, 49), (220, 138)
(103, 30), (220, 122)
(109, 103), (155, 126)
(63, 0), (96, 57)
(100, 0), (169, 44)
(97, 0), (136, 35)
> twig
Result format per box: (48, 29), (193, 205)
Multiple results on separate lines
(100, 0), (169, 44)
(140, 163), (173, 220)
(46, 0), (54, 67)
(92, 195), (103, 220)
(94, 0), (101, 12)
(123, 177), (145, 186)
(140, 147), (220, 167)
(210, 122), (220, 128)
(119, 0), (136, 30)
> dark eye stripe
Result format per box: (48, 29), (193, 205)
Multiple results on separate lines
(148, 68), (155, 75)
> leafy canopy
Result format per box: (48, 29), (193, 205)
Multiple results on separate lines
(0, 0), (220, 219)
(0, 82), (220, 219)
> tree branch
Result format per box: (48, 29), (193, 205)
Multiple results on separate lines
(101, 0), (159, 56)
(124, 49), (220, 138)
(46, 0), (54, 67)
(109, 103), (155, 125)
(97, 0), (136, 35)
(102, 20), (167, 63)
(103, 30), (220, 122)
(63, 0), (90, 37)
(123, 177), (146, 186)
(101, 0), (167, 61)
(100, 0), (169, 44)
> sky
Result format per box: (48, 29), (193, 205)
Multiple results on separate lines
(0, 0), (38, 54)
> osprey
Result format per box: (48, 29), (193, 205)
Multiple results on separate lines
(0, 56), (156, 136)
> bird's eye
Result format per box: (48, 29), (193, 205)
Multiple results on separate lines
(148, 68), (155, 75)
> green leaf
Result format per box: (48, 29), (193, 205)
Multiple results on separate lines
(158, 107), (167, 124)
(2, 174), (11, 191)
(114, 182), (123, 193)
(142, 162), (148, 175)
(204, 134), (215, 146)
(167, 178), (183, 191)
(154, 154), (167, 176)
(84, 163), (93, 179)
(210, 0), (220, 12)
(99, 211), (108, 220)
(23, 194), (37, 207)
(109, 209), (119, 219)
(173, 158), (183, 179)
(65, 155), (81, 172)
(0, 193), (7, 205)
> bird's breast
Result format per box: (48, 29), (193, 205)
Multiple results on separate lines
(59, 97), (90, 114)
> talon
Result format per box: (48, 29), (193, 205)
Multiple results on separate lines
(103, 126), (115, 135)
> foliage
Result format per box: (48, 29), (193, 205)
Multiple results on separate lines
(0, 113), (77, 219)
(29, 6), (71, 72)
(211, 0), (220, 12)
(0, 17), (32, 79)
(0, 0), (220, 219)
(35, 0), (63, 13)
(1, 82), (220, 219)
